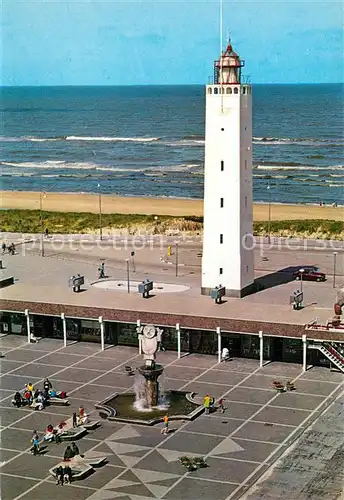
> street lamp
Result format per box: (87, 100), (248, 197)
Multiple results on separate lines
(125, 258), (130, 293)
(175, 242), (179, 277)
(97, 183), (103, 241)
(39, 192), (46, 257)
(333, 252), (338, 289)
(267, 184), (271, 244)
(299, 268), (305, 294)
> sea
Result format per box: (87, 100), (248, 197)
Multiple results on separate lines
(1, 84), (343, 205)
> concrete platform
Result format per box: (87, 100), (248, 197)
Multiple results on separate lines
(0, 238), (343, 339)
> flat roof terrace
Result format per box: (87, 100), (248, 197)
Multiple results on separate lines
(0, 236), (343, 340)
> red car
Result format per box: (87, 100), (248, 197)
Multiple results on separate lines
(293, 267), (326, 282)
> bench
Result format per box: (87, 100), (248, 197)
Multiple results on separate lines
(49, 454), (107, 481)
(49, 397), (69, 406)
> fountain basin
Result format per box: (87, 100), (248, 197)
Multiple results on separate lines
(96, 391), (203, 426)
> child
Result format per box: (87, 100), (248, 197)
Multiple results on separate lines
(161, 414), (169, 435)
(218, 398), (225, 414)
(31, 433), (40, 455)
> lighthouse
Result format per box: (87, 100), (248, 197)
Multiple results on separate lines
(201, 39), (255, 298)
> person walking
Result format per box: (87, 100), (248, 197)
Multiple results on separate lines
(31, 432), (40, 455)
(72, 412), (77, 428)
(161, 414), (169, 435)
(218, 397), (225, 414)
(2, 242), (6, 254)
(203, 394), (211, 415)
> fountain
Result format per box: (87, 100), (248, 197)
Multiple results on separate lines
(96, 324), (203, 425)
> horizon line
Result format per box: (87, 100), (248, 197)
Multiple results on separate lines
(1, 82), (343, 88)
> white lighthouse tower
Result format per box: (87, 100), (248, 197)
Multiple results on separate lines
(201, 39), (255, 298)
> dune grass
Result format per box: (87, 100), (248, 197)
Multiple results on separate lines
(0, 209), (343, 239)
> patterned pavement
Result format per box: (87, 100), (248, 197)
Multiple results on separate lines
(0, 335), (343, 500)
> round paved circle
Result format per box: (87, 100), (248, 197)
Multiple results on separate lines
(91, 279), (190, 294)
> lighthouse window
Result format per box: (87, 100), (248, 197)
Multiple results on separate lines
(214, 87), (218, 94)
(246, 265), (249, 273)
(220, 197), (224, 207)
(234, 87), (239, 94)
(243, 87), (246, 94)
(207, 88), (212, 94)
(245, 160), (247, 170)
(220, 234), (223, 244)
(226, 87), (232, 94)
(221, 128), (224, 131)
(220, 160), (224, 171)
(219, 267), (223, 275)
(245, 196), (248, 208)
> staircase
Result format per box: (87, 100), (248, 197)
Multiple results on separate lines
(309, 342), (344, 373)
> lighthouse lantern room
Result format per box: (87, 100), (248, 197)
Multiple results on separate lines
(201, 39), (255, 298)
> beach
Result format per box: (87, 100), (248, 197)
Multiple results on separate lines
(0, 191), (342, 221)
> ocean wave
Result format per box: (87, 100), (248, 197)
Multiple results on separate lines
(255, 164), (343, 171)
(65, 136), (160, 142)
(0, 135), (161, 143)
(253, 137), (344, 146)
(0, 160), (200, 174)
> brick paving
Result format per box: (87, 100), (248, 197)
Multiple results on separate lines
(0, 335), (343, 500)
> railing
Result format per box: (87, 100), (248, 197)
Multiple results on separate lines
(323, 343), (344, 366)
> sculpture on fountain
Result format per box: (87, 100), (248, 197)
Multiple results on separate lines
(136, 324), (164, 407)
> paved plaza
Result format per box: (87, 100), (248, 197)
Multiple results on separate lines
(0, 335), (343, 500)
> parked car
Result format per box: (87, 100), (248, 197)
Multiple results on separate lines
(292, 267), (326, 282)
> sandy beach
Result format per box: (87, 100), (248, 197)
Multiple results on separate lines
(0, 191), (342, 221)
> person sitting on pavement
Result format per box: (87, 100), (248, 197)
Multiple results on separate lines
(13, 391), (23, 408)
(71, 442), (80, 457)
(49, 388), (57, 398)
(63, 445), (74, 461)
(63, 465), (72, 484)
(55, 465), (64, 486)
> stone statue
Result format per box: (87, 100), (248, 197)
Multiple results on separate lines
(137, 324), (163, 367)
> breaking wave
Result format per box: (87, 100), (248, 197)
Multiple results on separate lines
(253, 137), (344, 146)
(0, 135), (161, 143)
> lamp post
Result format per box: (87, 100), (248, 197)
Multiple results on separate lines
(299, 268), (305, 294)
(267, 184), (271, 244)
(39, 192), (46, 257)
(175, 242), (179, 277)
(125, 258), (130, 293)
(97, 183), (103, 241)
(333, 252), (337, 289)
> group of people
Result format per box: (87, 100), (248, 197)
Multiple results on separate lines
(2, 242), (16, 255)
(73, 405), (89, 426)
(55, 442), (80, 485)
(55, 465), (72, 485)
(203, 394), (226, 414)
(13, 379), (67, 410)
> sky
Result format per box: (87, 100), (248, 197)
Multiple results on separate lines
(1, 0), (343, 85)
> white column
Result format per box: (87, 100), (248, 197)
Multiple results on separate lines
(24, 309), (30, 344)
(176, 323), (181, 358)
(217, 327), (221, 363)
(99, 316), (104, 351)
(259, 330), (263, 368)
(137, 320), (142, 354)
(61, 313), (67, 347)
(302, 334), (307, 372)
